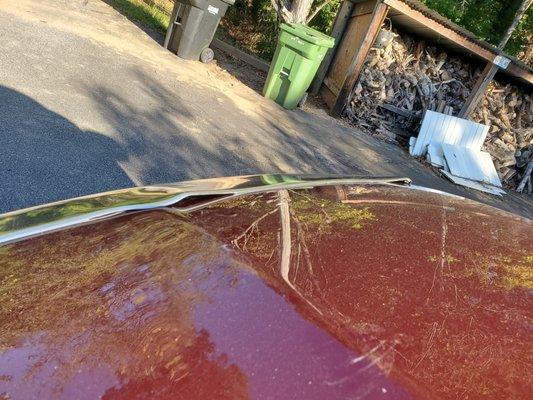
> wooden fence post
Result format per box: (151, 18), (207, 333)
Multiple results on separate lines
(459, 56), (510, 118)
(331, 1), (389, 117)
(309, 0), (355, 94)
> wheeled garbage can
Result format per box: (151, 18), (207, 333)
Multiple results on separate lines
(164, 0), (234, 62)
(263, 23), (334, 109)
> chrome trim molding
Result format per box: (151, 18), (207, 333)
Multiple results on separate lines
(0, 174), (411, 245)
(408, 184), (466, 200)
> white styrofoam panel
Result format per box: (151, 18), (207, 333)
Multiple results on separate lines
(440, 170), (505, 196)
(410, 111), (489, 160)
(411, 110), (435, 156)
(427, 143), (447, 168)
(441, 143), (502, 187)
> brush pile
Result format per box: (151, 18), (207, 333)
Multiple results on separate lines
(344, 27), (532, 192)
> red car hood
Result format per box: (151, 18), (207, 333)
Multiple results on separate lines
(0, 182), (531, 399)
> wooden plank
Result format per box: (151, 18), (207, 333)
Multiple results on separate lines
(503, 62), (533, 86)
(320, 84), (338, 109)
(379, 103), (417, 119)
(383, 0), (495, 62)
(323, 76), (341, 96)
(324, 1), (381, 97)
(211, 38), (270, 73)
(310, 0), (355, 94)
(352, 0), (379, 16)
(386, 8), (402, 17)
(331, 1), (389, 117)
(326, 13), (374, 94)
(458, 62), (498, 118)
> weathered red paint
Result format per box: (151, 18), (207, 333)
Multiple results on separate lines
(0, 184), (531, 399)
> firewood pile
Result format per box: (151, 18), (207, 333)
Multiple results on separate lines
(344, 29), (476, 140)
(344, 27), (533, 192)
(470, 82), (533, 192)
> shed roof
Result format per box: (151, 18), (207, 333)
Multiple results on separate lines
(358, 0), (533, 85)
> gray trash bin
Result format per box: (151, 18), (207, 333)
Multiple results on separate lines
(164, 0), (234, 62)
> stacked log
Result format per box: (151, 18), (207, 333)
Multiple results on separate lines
(344, 27), (532, 192)
(470, 82), (533, 191)
(345, 29), (476, 141)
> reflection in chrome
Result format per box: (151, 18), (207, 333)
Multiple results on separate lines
(0, 174), (411, 245)
(272, 189), (323, 315)
(278, 189), (292, 288)
(408, 184), (465, 199)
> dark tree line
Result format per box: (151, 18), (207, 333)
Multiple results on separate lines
(421, 0), (531, 55)
(224, 0), (531, 61)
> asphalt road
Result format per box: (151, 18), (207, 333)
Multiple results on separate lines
(0, 0), (531, 218)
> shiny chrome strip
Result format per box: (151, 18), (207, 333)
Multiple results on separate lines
(408, 184), (465, 199)
(0, 175), (411, 246)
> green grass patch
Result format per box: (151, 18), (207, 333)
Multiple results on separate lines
(104, 0), (171, 34)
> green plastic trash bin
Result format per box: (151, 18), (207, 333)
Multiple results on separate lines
(263, 23), (334, 109)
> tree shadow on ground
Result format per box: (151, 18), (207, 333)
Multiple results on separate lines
(213, 49), (268, 94)
(2, 67), (531, 218)
(101, 0), (270, 94)
(0, 86), (133, 213)
(81, 65), (532, 218)
(82, 67), (371, 185)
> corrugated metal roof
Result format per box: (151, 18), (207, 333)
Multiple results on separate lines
(395, 0), (498, 50)
(395, 0), (532, 73)
(352, 0), (532, 80)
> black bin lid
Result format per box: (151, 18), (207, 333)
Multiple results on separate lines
(179, 0), (234, 8)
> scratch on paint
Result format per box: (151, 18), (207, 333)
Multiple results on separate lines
(427, 203), (448, 302)
(350, 343), (382, 364)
